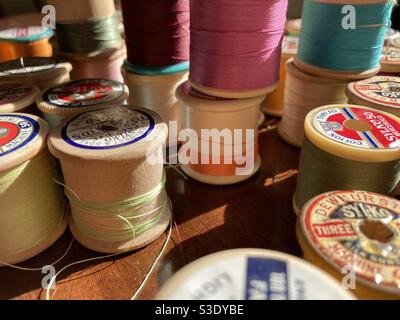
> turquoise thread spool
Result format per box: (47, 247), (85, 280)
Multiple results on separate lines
(294, 0), (395, 80)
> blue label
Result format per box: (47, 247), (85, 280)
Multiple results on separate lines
(245, 257), (289, 300)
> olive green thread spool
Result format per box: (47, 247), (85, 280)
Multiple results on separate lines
(293, 104), (400, 215)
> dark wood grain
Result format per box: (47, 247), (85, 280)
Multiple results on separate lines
(0, 118), (302, 300)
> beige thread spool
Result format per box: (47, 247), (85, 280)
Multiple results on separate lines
(286, 18), (302, 36)
(347, 75), (400, 117)
(262, 36), (299, 117)
(297, 190), (400, 300)
(124, 66), (188, 144)
(0, 57), (72, 90)
(156, 249), (355, 300)
(278, 60), (348, 147)
(0, 113), (67, 265)
(0, 82), (40, 114)
(380, 47), (400, 75)
(390, 35), (400, 49)
(176, 81), (262, 185)
(293, 104), (400, 215)
(36, 78), (129, 128)
(47, 0), (116, 23)
(48, 106), (171, 254)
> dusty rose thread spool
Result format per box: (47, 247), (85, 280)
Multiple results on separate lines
(176, 81), (262, 185)
(189, 0), (288, 99)
(48, 106), (172, 254)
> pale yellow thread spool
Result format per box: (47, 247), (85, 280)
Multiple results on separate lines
(0, 113), (67, 266)
(156, 249), (355, 300)
(286, 18), (302, 36)
(48, 106), (171, 254)
(346, 75), (400, 118)
(297, 190), (400, 300)
(37, 78), (129, 128)
(0, 57), (72, 90)
(278, 60), (348, 147)
(293, 104), (400, 215)
(262, 36), (299, 117)
(0, 82), (40, 114)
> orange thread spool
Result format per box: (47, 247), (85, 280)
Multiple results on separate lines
(0, 27), (53, 62)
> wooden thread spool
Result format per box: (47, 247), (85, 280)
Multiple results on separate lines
(0, 82), (40, 114)
(0, 57), (72, 90)
(47, 0), (116, 23)
(380, 47), (400, 75)
(278, 60), (348, 147)
(59, 44), (125, 83)
(156, 249), (355, 300)
(293, 0), (390, 80)
(297, 190), (400, 299)
(286, 18), (302, 36)
(0, 26), (53, 62)
(176, 81), (262, 185)
(262, 36), (299, 117)
(36, 78), (129, 128)
(0, 113), (67, 265)
(293, 104), (400, 215)
(347, 76), (400, 118)
(48, 106), (171, 254)
(390, 35), (400, 49)
(123, 63), (188, 144)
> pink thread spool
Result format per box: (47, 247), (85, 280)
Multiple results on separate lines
(189, 0), (288, 99)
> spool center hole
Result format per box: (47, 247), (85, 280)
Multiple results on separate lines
(344, 119), (372, 132)
(359, 220), (393, 243)
(101, 125), (117, 131)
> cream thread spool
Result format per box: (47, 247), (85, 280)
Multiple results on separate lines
(0, 57), (72, 90)
(390, 36), (400, 49)
(123, 64), (188, 145)
(286, 18), (302, 36)
(47, 0), (116, 23)
(48, 106), (171, 254)
(0, 26), (53, 62)
(293, 104), (400, 215)
(37, 78), (129, 128)
(380, 47), (400, 75)
(385, 28), (400, 44)
(176, 81), (262, 185)
(0, 113), (67, 265)
(156, 249), (355, 300)
(346, 76), (400, 117)
(297, 190), (400, 300)
(278, 60), (348, 147)
(0, 82), (40, 114)
(262, 36), (299, 117)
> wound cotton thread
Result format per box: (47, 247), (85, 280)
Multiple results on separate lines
(294, 0), (394, 80)
(0, 114), (67, 265)
(278, 60), (348, 147)
(48, 106), (172, 254)
(189, 0), (288, 98)
(293, 104), (400, 215)
(120, 0), (190, 67)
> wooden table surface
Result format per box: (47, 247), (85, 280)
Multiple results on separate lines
(0, 117), (303, 300)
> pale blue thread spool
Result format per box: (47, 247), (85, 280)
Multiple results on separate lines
(294, 0), (395, 79)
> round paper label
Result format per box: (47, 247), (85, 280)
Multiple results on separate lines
(390, 35), (400, 48)
(282, 36), (299, 55)
(312, 106), (400, 149)
(0, 114), (39, 157)
(0, 57), (56, 75)
(350, 76), (400, 107)
(385, 28), (400, 42)
(0, 83), (32, 105)
(0, 26), (53, 41)
(44, 79), (125, 108)
(62, 107), (155, 150)
(161, 252), (352, 300)
(303, 190), (400, 292)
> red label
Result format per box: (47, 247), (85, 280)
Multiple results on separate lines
(313, 221), (356, 238)
(0, 121), (18, 146)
